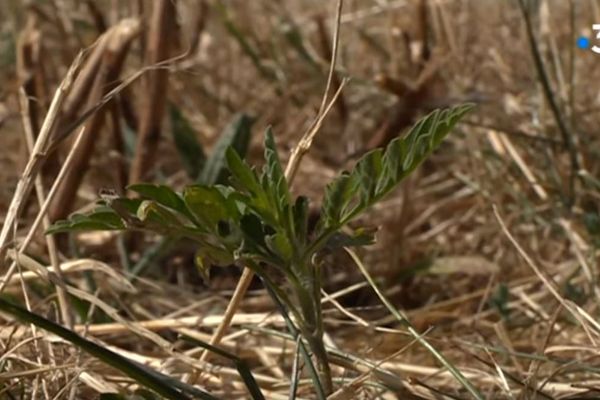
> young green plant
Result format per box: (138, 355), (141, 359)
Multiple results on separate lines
(48, 104), (473, 394)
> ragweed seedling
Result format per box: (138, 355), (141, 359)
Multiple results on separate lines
(48, 104), (473, 394)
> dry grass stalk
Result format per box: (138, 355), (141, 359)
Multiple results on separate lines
(2, 258), (132, 289)
(18, 87), (72, 327)
(0, 53), (83, 260)
(16, 12), (62, 204)
(107, 97), (128, 192)
(315, 14), (348, 131)
(494, 206), (600, 344)
(0, 126), (87, 295)
(497, 132), (549, 201)
(197, 265), (254, 364)
(45, 53), (184, 157)
(0, 278), (372, 339)
(59, 37), (109, 126)
(49, 19), (141, 221)
(16, 15), (48, 139)
(186, 0), (208, 57)
(7, 251), (185, 360)
(128, 0), (176, 185)
(0, 311), (286, 340)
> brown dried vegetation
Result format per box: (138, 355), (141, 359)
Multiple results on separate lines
(1, 0), (600, 398)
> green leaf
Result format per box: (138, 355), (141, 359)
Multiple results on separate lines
(136, 201), (186, 230)
(102, 198), (145, 226)
(226, 147), (276, 226)
(183, 185), (239, 233)
(107, 198), (144, 215)
(321, 173), (355, 227)
(262, 128), (291, 218)
(0, 298), (218, 400)
(265, 232), (293, 262)
(380, 105), (472, 192)
(47, 209), (125, 234)
(352, 148), (383, 208)
(170, 104), (206, 178)
(292, 196), (309, 245)
(319, 104), (473, 231)
(237, 214), (276, 262)
(199, 114), (254, 185)
(128, 184), (187, 215)
(226, 147), (262, 196)
(194, 244), (235, 281)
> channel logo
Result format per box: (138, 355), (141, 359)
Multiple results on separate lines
(578, 25), (600, 53)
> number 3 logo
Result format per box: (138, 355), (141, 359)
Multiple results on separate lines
(593, 25), (600, 54)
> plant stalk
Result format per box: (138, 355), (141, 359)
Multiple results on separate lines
(294, 261), (332, 394)
(304, 328), (333, 395)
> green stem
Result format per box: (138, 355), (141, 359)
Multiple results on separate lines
(294, 261), (333, 394)
(304, 327), (333, 395)
(263, 284), (328, 400)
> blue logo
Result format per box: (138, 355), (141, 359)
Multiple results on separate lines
(578, 25), (600, 53)
(577, 35), (590, 49)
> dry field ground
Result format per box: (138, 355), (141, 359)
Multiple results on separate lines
(1, 0), (600, 399)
